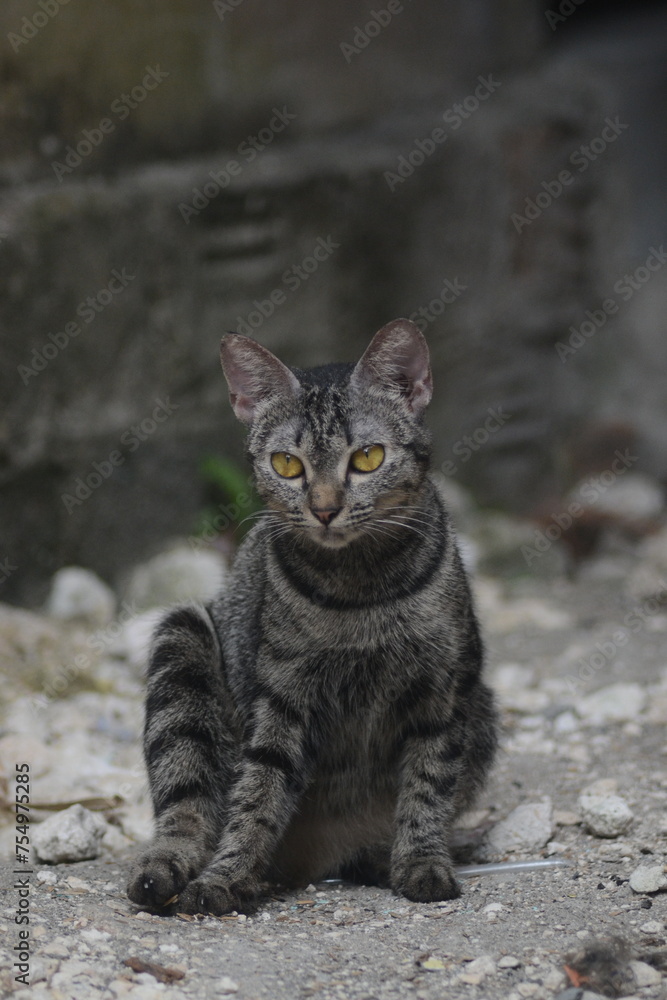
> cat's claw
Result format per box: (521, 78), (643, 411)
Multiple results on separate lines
(391, 857), (461, 903)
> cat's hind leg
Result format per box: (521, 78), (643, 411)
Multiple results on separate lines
(127, 606), (240, 909)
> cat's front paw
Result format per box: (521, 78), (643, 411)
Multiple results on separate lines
(179, 876), (236, 915)
(391, 856), (461, 903)
(127, 838), (204, 909)
(179, 869), (262, 915)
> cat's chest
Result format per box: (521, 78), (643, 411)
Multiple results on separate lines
(261, 595), (426, 674)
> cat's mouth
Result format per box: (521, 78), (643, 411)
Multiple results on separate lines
(309, 522), (355, 548)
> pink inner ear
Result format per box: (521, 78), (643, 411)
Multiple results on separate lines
(352, 318), (433, 415)
(220, 334), (300, 425)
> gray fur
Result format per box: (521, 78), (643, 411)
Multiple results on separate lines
(127, 319), (497, 914)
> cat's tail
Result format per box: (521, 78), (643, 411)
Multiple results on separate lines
(143, 604), (240, 827)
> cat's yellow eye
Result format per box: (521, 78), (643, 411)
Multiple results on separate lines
(350, 444), (385, 473)
(271, 452), (305, 479)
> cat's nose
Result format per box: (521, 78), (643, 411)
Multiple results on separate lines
(311, 506), (342, 526)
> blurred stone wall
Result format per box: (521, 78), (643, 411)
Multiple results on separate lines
(0, 1), (644, 603)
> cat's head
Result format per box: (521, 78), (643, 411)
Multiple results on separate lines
(220, 319), (433, 549)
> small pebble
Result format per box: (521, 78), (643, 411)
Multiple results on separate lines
(629, 959), (662, 987)
(629, 864), (667, 894)
(578, 793), (633, 838)
(498, 955), (522, 969)
(32, 805), (107, 864)
(486, 798), (553, 854)
(576, 683), (646, 723)
(639, 919), (664, 934)
(218, 977), (239, 994)
(46, 567), (116, 625)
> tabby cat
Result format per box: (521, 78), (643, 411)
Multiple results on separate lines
(127, 319), (497, 914)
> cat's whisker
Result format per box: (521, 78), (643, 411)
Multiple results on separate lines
(237, 510), (275, 529)
(373, 518), (430, 542)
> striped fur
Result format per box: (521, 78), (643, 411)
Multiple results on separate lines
(127, 319), (497, 914)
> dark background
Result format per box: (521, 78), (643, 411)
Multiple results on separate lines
(1, 0), (666, 604)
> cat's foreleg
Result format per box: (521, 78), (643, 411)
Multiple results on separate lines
(390, 721), (464, 902)
(179, 682), (311, 915)
(127, 606), (240, 909)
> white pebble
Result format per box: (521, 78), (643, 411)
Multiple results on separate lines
(629, 864), (667, 894)
(578, 793), (634, 838)
(498, 955), (521, 969)
(576, 683), (646, 723)
(640, 919), (665, 934)
(33, 805), (107, 864)
(218, 977), (239, 994)
(486, 798), (554, 854)
(46, 567), (116, 625)
(629, 959), (662, 987)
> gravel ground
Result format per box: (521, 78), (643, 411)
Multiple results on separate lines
(2, 522), (667, 1000)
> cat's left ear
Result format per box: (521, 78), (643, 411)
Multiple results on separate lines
(350, 319), (433, 416)
(220, 333), (301, 424)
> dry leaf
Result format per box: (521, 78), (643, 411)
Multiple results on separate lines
(124, 957), (185, 983)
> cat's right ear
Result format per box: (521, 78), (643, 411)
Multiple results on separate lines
(220, 334), (301, 425)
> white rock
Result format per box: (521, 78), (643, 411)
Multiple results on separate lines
(41, 936), (72, 958)
(0, 605), (99, 699)
(576, 683), (646, 723)
(553, 711), (578, 733)
(32, 804), (107, 863)
(218, 977), (239, 994)
(582, 777), (617, 795)
(35, 869), (58, 886)
(124, 987), (167, 1000)
(46, 567), (116, 625)
(108, 609), (163, 670)
(570, 472), (664, 522)
(578, 793), (634, 838)
(65, 876), (90, 891)
(102, 823), (132, 854)
(491, 663), (535, 694)
(466, 955), (495, 979)
(0, 735), (52, 778)
(629, 864), (667, 894)
(629, 959), (662, 987)
(124, 543), (225, 611)
(498, 955), (521, 969)
(487, 798), (554, 854)
(640, 919), (665, 934)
